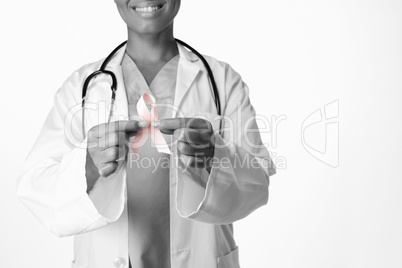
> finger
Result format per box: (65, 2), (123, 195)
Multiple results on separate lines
(125, 120), (149, 135)
(154, 118), (211, 134)
(176, 128), (213, 145)
(99, 146), (128, 164)
(179, 154), (206, 169)
(99, 162), (118, 177)
(116, 144), (129, 160)
(90, 120), (149, 138)
(98, 132), (128, 149)
(116, 144), (130, 162)
(177, 141), (214, 157)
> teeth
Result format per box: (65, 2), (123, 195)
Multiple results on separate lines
(135, 5), (162, 12)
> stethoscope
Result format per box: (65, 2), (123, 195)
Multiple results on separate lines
(81, 39), (221, 138)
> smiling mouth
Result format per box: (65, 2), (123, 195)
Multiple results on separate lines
(134, 4), (164, 12)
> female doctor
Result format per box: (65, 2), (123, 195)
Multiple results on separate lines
(17, 0), (276, 267)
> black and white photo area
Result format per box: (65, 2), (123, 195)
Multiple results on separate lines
(3, 0), (402, 267)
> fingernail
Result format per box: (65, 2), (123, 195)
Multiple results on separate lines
(138, 121), (149, 129)
(152, 121), (160, 128)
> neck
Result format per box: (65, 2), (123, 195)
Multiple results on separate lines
(126, 25), (178, 64)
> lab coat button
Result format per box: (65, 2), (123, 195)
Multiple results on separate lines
(113, 257), (126, 268)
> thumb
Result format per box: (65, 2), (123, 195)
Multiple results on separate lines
(122, 120), (149, 133)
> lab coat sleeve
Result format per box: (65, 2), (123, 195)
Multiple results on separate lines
(176, 63), (276, 225)
(16, 72), (126, 237)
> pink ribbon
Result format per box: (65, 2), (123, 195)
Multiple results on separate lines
(131, 93), (171, 155)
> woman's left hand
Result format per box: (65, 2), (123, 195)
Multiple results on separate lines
(153, 118), (215, 171)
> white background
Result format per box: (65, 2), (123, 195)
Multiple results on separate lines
(2, 0), (402, 267)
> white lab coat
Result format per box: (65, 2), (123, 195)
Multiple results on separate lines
(17, 43), (276, 268)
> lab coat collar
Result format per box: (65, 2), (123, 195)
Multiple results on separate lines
(176, 42), (200, 62)
(174, 43), (201, 117)
(102, 40), (202, 119)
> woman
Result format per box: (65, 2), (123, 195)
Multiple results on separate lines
(17, 0), (276, 267)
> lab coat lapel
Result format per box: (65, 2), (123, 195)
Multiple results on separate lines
(172, 44), (201, 117)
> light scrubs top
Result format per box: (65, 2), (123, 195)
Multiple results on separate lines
(121, 52), (179, 268)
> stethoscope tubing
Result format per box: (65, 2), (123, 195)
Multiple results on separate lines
(81, 39), (221, 138)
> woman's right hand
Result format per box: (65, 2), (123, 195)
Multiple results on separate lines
(86, 120), (149, 179)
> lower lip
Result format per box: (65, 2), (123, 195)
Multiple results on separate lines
(132, 5), (165, 17)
